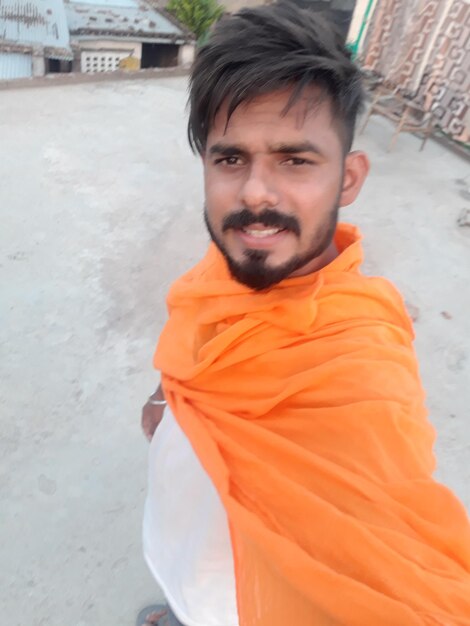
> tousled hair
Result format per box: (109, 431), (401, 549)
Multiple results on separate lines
(188, 1), (365, 154)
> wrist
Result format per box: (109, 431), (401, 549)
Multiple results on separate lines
(148, 396), (167, 406)
(148, 384), (166, 406)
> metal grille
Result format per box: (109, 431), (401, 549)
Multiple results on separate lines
(81, 51), (128, 73)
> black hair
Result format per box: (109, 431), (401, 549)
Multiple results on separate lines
(188, 1), (365, 154)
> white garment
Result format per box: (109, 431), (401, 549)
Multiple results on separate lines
(143, 406), (239, 626)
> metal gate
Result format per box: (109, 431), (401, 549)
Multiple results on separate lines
(0, 52), (33, 80)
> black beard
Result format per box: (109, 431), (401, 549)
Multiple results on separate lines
(204, 206), (339, 291)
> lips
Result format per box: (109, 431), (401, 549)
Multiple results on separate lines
(235, 224), (290, 248)
(222, 209), (301, 238)
(241, 226), (286, 238)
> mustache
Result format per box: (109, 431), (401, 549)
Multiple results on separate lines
(222, 208), (301, 237)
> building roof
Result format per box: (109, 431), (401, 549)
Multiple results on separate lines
(0, 0), (72, 57)
(65, 0), (191, 42)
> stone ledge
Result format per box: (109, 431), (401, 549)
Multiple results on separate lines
(0, 65), (190, 91)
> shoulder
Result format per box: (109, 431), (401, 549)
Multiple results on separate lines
(316, 271), (414, 342)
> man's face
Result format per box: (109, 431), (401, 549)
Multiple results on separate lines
(203, 88), (353, 290)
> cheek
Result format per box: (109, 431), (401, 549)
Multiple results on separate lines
(204, 171), (236, 222)
(291, 176), (341, 225)
(204, 171), (232, 210)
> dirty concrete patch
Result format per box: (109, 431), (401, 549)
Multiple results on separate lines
(457, 207), (470, 228)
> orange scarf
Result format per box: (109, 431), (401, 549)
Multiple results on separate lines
(155, 223), (470, 626)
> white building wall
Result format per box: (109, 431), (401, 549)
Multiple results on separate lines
(77, 39), (142, 73)
(32, 51), (46, 77)
(178, 44), (195, 66)
(75, 39), (142, 72)
(78, 39), (142, 59)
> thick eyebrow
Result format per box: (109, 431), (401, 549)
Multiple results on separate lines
(270, 141), (325, 157)
(208, 140), (325, 158)
(208, 143), (247, 157)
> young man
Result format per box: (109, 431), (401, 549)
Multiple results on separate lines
(139, 4), (470, 626)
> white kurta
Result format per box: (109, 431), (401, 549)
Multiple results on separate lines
(143, 406), (239, 626)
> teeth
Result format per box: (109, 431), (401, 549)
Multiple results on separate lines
(243, 228), (281, 238)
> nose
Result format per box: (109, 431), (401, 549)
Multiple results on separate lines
(239, 163), (279, 212)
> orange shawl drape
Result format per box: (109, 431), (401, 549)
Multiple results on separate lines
(155, 223), (470, 626)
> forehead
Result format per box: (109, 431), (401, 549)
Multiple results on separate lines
(208, 87), (342, 151)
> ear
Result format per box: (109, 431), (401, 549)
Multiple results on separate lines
(339, 151), (370, 208)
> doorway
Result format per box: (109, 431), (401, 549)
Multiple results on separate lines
(141, 43), (179, 68)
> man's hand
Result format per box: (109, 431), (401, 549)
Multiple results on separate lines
(141, 385), (166, 441)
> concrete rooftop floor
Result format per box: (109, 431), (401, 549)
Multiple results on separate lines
(0, 75), (469, 626)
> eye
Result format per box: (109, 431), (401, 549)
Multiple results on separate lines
(214, 156), (243, 166)
(283, 157), (312, 166)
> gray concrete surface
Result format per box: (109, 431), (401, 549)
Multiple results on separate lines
(0, 76), (469, 626)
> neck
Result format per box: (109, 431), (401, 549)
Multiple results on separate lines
(289, 239), (339, 278)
